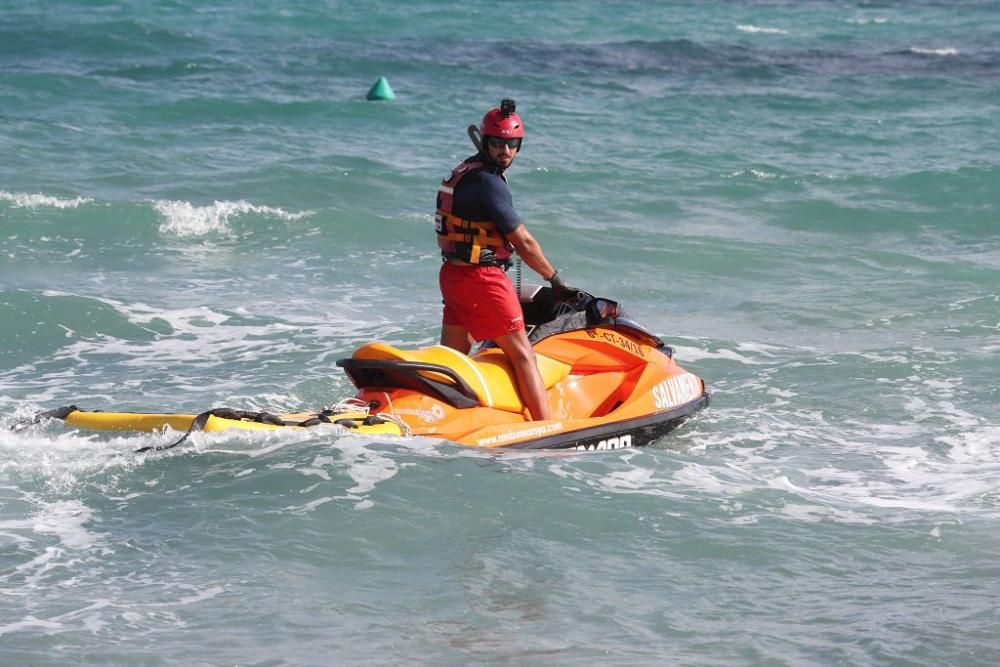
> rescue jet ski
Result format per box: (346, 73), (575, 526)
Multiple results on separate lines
(337, 287), (709, 450)
(19, 288), (709, 451)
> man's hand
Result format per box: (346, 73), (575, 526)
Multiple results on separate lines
(548, 271), (579, 300)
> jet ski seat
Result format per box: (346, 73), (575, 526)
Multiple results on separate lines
(342, 342), (571, 414)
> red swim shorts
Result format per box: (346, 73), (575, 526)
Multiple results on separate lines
(439, 262), (525, 342)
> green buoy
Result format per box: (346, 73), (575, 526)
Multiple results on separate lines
(366, 77), (396, 101)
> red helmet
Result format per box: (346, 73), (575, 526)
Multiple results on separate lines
(480, 99), (524, 139)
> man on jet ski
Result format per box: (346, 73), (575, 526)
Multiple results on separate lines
(434, 99), (575, 421)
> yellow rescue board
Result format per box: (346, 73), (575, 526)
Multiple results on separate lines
(61, 410), (405, 436)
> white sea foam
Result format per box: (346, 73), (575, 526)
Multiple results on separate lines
(727, 168), (779, 180)
(154, 199), (312, 236)
(27, 292), (373, 376)
(736, 341), (787, 357)
(0, 191), (93, 209)
(297, 496), (337, 512)
(31, 500), (101, 550)
(736, 24), (788, 35)
(672, 344), (763, 365)
(0, 615), (65, 637)
(909, 47), (959, 56)
(339, 439), (400, 497)
(777, 501), (877, 525)
(576, 366), (1000, 523)
(299, 455), (335, 481)
(172, 585), (225, 606)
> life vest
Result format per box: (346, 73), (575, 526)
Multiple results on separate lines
(435, 159), (513, 266)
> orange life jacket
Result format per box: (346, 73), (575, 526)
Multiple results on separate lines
(435, 159), (513, 266)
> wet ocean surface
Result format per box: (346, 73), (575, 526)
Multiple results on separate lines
(2, 1), (999, 664)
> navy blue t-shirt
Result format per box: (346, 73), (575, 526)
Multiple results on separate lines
(450, 155), (522, 235)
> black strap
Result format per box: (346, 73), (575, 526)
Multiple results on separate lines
(332, 415), (386, 428)
(134, 408), (274, 453)
(136, 410), (215, 453)
(441, 252), (511, 270)
(135, 408), (345, 453)
(297, 413), (332, 428)
(9, 404), (79, 432)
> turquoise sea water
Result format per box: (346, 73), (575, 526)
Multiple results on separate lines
(2, 1), (999, 664)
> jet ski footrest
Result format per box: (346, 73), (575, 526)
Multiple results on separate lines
(337, 358), (481, 409)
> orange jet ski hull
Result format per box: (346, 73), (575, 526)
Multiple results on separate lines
(337, 289), (709, 450)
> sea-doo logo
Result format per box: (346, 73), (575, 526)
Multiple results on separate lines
(652, 374), (702, 410)
(575, 434), (632, 451)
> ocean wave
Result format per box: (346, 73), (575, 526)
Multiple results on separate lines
(0, 191), (92, 209)
(385, 36), (996, 85)
(26, 499), (102, 550)
(736, 24), (789, 35)
(154, 199), (313, 236)
(671, 343), (766, 366)
(908, 47), (959, 57)
(726, 168), (779, 180)
(0, 290), (165, 368)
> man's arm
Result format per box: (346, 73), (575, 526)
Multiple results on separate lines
(506, 225), (556, 280)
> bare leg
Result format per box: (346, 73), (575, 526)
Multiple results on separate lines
(440, 324), (473, 354)
(492, 330), (551, 421)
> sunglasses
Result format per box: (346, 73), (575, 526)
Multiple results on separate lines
(486, 137), (522, 150)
